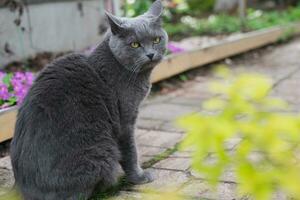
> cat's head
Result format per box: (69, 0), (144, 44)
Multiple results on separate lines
(106, 0), (168, 72)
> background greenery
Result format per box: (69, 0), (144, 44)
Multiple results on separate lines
(124, 0), (300, 40)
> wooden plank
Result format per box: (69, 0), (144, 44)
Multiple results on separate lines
(151, 23), (300, 83)
(0, 107), (17, 142)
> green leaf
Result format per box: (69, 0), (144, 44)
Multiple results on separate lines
(2, 73), (12, 87)
(179, 74), (188, 82)
(8, 96), (17, 106)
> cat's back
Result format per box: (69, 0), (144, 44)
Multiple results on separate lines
(14, 53), (115, 141)
(31, 53), (101, 107)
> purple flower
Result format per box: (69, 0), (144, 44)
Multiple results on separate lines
(167, 42), (185, 54)
(13, 72), (26, 83)
(0, 84), (10, 100)
(11, 72), (34, 104)
(12, 80), (27, 104)
(25, 72), (34, 86)
(0, 71), (35, 108)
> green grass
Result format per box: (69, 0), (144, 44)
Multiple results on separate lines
(142, 143), (180, 169)
(165, 6), (300, 40)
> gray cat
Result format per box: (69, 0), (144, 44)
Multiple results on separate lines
(10, 0), (168, 199)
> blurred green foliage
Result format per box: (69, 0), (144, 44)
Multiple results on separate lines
(124, 0), (152, 17)
(166, 6), (300, 38)
(185, 0), (215, 14)
(123, 1), (300, 40)
(178, 66), (300, 200)
(0, 190), (21, 200)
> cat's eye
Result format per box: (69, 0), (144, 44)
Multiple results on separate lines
(153, 37), (161, 44)
(130, 42), (140, 48)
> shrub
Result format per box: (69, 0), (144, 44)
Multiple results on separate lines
(179, 67), (300, 199)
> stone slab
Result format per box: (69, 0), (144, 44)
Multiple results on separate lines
(153, 157), (191, 171)
(0, 156), (14, 196)
(136, 130), (183, 149)
(180, 180), (240, 200)
(139, 103), (197, 121)
(133, 168), (189, 192)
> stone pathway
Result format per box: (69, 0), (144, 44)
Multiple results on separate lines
(1, 38), (300, 199)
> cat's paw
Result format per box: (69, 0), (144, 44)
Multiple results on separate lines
(127, 169), (154, 185)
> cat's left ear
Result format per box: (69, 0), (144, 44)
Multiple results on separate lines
(145, 0), (164, 25)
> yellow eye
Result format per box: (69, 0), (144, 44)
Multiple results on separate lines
(130, 42), (140, 48)
(153, 37), (161, 44)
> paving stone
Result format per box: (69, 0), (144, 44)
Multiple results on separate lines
(0, 156), (12, 170)
(143, 95), (174, 106)
(190, 169), (237, 184)
(273, 78), (300, 105)
(138, 146), (168, 163)
(135, 129), (149, 139)
(109, 191), (144, 200)
(133, 168), (189, 192)
(169, 151), (193, 158)
(159, 121), (185, 133)
(0, 157), (14, 195)
(272, 191), (288, 200)
(153, 157), (191, 171)
(136, 118), (165, 131)
(139, 103), (197, 121)
(110, 191), (190, 200)
(168, 96), (204, 107)
(224, 138), (242, 150)
(180, 180), (241, 200)
(136, 130), (183, 149)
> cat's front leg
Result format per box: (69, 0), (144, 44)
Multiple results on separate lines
(119, 126), (154, 184)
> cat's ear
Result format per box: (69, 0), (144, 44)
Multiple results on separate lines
(145, 0), (164, 26)
(105, 12), (125, 35)
(146, 0), (163, 17)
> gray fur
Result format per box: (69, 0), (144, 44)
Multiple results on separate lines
(10, 0), (167, 199)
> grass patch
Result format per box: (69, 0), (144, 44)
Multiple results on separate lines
(142, 143), (180, 169)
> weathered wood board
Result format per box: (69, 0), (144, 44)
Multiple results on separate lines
(0, 107), (17, 143)
(151, 23), (300, 83)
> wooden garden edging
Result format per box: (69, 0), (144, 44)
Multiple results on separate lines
(0, 106), (17, 143)
(1, 22), (300, 143)
(150, 22), (300, 83)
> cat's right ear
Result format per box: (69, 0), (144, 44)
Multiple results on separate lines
(105, 12), (124, 35)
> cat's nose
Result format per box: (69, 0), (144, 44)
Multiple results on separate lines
(147, 53), (155, 60)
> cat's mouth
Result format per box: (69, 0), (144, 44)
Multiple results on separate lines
(141, 60), (160, 71)
(141, 59), (161, 71)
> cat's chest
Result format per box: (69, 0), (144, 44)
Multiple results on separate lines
(119, 84), (150, 105)
(118, 84), (150, 117)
